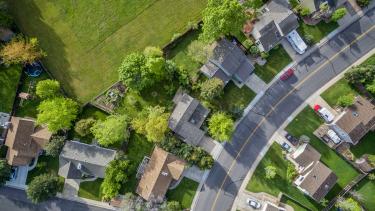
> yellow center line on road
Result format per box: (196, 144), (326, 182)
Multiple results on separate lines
(210, 23), (375, 211)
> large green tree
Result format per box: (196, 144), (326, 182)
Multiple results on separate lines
(0, 159), (11, 186)
(74, 118), (96, 137)
(200, 0), (246, 43)
(37, 97), (79, 133)
(35, 79), (60, 99)
(208, 112), (234, 142)
(91, 115), (129, 147)
(26, 173), (60, 203)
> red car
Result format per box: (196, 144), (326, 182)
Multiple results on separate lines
(280, 68), (295, 81)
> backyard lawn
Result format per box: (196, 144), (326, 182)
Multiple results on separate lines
(298, 21), (338, 44)
(254, 46), (292, 83)
(8, 0), (207, 103)
(350, 132), (375, 158)
(285, 107), (359, 198)
(0, 65), (22, 113)
(354, 178), (375, 210)
(78, 178), (104, 201)
(246, 143), (321, 210)
(321, 78), (358, 107)
(166, 178), (199, 209)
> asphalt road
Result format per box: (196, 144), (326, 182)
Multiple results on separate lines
(193, 8), (375, 211)
(0, 187), (112, 211)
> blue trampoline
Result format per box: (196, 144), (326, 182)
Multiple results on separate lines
(24, 61), (43, 77)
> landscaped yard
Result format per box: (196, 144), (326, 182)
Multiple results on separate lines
(0, 65), (22, 113)
(297, 21), (338, 44)
(166, 178), (199, 209)
(285, 106), (359, 199)
(246, 143), (321, 210)
(254, 46), (292, 83)
(8, 0), (207, 103)
(280, 196), (310, 211)
(350, 132), (375, 158)
(321, 78), (358, 107)
(78, 178), (104, 201)
(354, 178), (375, 210)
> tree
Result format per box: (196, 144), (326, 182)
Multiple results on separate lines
(37, 97), (79, 133)
(143, 46), (163, 58)
(166, 201), (182, 211)
(132, 106), (169, 142)
(336, 198), (361, 211)
(296, 5), (311, 16)
(101, 158), (132, 200)
(321, 198), (329, 207)
(243, 0), (264, 9)
(287, 162), (297, 182)
(356, 0), (371, 7)
(0, 36), (45, 65)
(91, 115), (129, 147)
(208, 112), (234, 142)
(44, 136), (65, 157)
(337, 94), (355, 107)
(265, 165), (277, 179)
(200, 0), (246, 42)
(331, 8), (347, 22)
(187, 40), (212, 64)
(345, 65), (375, 85)
(200, 78), (224, 100)
(74, 118), (96, 137)
(35, 79), (60, 99)
(26, 173), (60, 203)
(0, 159), (11, 186)
(366, 81), (375, 94)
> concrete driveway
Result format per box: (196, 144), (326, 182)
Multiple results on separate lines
(6, 166), (28, 190)
(236, 190), (293, 211)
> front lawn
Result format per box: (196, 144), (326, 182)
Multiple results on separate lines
(298, 21), (339, 44)
(355, 178), (375, 210)
(321, 78), (358, 107)
(78, 178), (104, 201)
(254, 46), (292, 83)
(246, 143), (321, 210)
(0, 65), (22, 113)
(350, 132), (375, 158)
(285, 107), (359, 198)
(280, 196), (310, 211)
(166, 178), (199, 209)
(9, 0), (207, 102)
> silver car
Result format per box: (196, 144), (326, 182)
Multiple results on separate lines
(246, 198), (261, 209)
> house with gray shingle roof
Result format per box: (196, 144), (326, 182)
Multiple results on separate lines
(58, 141), (117, 179)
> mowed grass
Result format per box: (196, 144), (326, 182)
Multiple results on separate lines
(355, 178), (375, 210)
(285, 107), (359, 198)
(166, 178), (199, 209)
(321, 78), (358, 107)
(298, 21), (338, 44)
(8, 0), (207, 102)
(350, 132), (375, 158)
(254, 46), (292, 83)
(0, 65), (21, 113)
(78, 178), (104, 201)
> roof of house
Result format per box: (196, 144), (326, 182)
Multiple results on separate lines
(58, 141), (117, 179)
(299, 161), (337, 201)
(291, 143), (321, 170)
(5, 117), (52, 166)
(335, 96), (375, 144)
(169, 93), (209, 146)
(136, 147), (185, 202)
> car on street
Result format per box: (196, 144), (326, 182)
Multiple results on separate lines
(280, 68), (295, 81)
(246, 198), (261, 209)
(314, 105), (335, 123)
(285, 133), (299, 146)
(327, 129), (341, 144)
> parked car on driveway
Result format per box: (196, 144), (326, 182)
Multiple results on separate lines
(281, 142), (292, 152)
(280, 68), (295, 81)
(246, 198), (261, 209)
(285, 133), (299, 146)
(314, 105), (335, 123)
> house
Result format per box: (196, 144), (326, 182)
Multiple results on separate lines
(298, 0), (333, 18)
(250, 0), (300, 52)
(5, 117), (52, 166)
(332, 96), (375, 145)
(200, 38), (255, 87)
(58, 141), (117, 179)
(136, 147), (185, 202)
(291, 143), (337, 201)
(169, 93), (210, 147)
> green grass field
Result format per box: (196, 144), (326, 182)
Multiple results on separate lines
(0, 65), (21, 113)
(298, 21), (338, 44)
(355, 178), (375, 210)
(321, 78), (358, 107)
(78, 178), (104, 201)
(166, 178), (199, 209)
(351, 132), (375, 158)
(8, 0), (207, 102)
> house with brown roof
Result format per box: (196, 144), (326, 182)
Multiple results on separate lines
(5, 117), (52, 166)
(136, 147), (185, 202)
(332, 96), (375, 145)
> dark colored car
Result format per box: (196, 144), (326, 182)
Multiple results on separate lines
(285, 133), (299, 146)
(280, 68), (295, 81)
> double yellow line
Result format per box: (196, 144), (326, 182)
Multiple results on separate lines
(210, 23), (375, 211)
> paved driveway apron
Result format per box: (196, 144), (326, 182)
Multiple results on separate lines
(193, 9), (375, 211)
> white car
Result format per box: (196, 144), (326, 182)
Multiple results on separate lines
(314, 105), (335, 123)
(246, 198), (261, 209)
(327, 129), (341, 144)
(286, 30), (308, 54)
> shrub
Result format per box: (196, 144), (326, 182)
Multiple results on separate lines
(187, 40), (212, 64)
(249, 45), (260, 55)
(287, 162), (298, 182)
(91, 115), (129, 147)
(336, 197), (361, 211)
(36, 79), (60, 99)
(0, 159), (11, 186)
(242, 39), (253, 49)
(289, 0), (299, 8)
(143, 46), (163, 58)
(368, 173), (375, 180)
(166, 201), (182, 211)
(296, 5), (311, 16)
(44, 136), (65, 157)
(368, 154), (375, 167)
(26, 173), (60, 203)
(74, 118), (96, 137)
(366, 81), (375, 94)
(265, 165), (277, 179)
(337, 93), (355, 107)
(208, 112), (234, 142)
(200, 78), (225, 100)
(331, 8), (347, 22)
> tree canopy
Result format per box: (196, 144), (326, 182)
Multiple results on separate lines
(208, 112), (234, 142)
(200, 78), (224, 100)
(37, 97), (79, 133)
(265, 165), (277, 179)
(0, 159), (11, 186)
(337, 94), (355, 107)
(331, 8), (347, 22)
(44, 136), (65, 157)
(187, 40), (212, 64)
(36, 79), (60, 99)
(200, 0), (246, 43)
(26, 173), (60, 203)
(74, 118), (96, 137)
(336, 198), (361, 211)
(91, 115), (129, 147)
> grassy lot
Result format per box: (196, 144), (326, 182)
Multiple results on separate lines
(298, 21), (339, 44)
(350, 132), (375, 158)
(0, 65), (22, 113)
(78, 178), (104, 201)
(8, 0), (207, 103)
(321, 78), (358, 107)
(285, 107), (359, 198)
(355, 178), (375, 210)
(246, 143), (321, 210)
(280, 196), (309, 211)
(254, 46), (292, 83)
(166, 178), (199, 209)
(14, 72), (49, 118)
